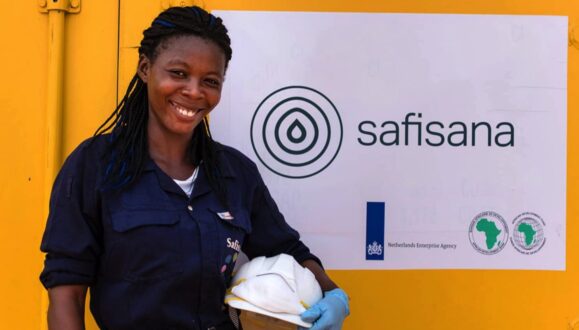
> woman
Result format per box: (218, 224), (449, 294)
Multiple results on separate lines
(40, 6), (349, 330)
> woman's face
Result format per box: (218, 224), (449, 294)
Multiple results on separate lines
(138, 35), (226, 138)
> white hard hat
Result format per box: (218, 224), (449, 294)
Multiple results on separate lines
(225, 254), (323, 328)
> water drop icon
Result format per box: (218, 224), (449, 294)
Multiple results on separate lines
(288, 119), (306, 143)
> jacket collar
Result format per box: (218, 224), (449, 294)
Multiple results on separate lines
(142, 146), (236, 198)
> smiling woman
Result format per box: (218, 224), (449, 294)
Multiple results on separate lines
(139, 35), (226, 180)
(39, 5), (349, 330)
(139, 35), (225, 141)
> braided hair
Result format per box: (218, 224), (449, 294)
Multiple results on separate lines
(94, 6), (232, 209)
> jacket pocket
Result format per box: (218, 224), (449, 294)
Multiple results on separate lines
(104, 210), (183, 281)
(210, 208), (252, 234)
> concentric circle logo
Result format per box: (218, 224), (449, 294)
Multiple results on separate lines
(510, 212), (546, 255)
(250, 86), (343, 179)
(468, 211), (509, 255)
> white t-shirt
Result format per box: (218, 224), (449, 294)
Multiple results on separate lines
(173, 166), (199, 198)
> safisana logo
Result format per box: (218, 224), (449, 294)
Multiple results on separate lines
(250, 86), (343, 179)
(510, 212), (546, 255)
(468, 211), (509, 255)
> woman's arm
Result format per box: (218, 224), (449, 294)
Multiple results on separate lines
(47, 285), (88, 330)
(300, 260), (350, 330)
(301, 259), (338, 292)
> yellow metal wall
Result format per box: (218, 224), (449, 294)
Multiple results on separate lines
(1, 0), (576, 329)
(0, 1), (118, 328)
(0, 1), (46, 327)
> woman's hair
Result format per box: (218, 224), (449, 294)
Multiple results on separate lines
(94, 6), (232, 209)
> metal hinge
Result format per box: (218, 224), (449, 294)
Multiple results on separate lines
(570, 21), (579, 50)
(38, 0), (81, 14)
(161, 0), (199, 10)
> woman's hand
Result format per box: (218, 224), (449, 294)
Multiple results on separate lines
(47, 285), (88, 330)
(299, 288), (350, 330)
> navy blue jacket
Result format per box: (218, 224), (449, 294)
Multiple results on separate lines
(40, 135), (320, 330)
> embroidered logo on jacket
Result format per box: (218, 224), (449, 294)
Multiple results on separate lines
(217, 211), (234, 220)
(227, 238), (241, 252)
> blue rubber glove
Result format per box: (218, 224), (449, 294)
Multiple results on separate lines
(299, 288), (350, 330)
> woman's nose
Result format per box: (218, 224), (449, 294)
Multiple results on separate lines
(181, 80), (203, 98)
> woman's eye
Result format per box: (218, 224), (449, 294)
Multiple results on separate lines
(205, 78), (221, 87)
(169, 70), (186, 78)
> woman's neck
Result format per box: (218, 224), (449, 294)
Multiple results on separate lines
(147, 124), (195, 180)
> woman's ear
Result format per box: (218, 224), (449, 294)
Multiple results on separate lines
(137, 55), (150, 83)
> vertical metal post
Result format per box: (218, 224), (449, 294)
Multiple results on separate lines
(38, 1), (81, 329)
(45, 8), (66, 184)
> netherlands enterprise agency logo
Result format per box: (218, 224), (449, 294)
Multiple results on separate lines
(250, 86), (343, 179)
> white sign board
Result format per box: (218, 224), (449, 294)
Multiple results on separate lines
(212, 11), (567, 270)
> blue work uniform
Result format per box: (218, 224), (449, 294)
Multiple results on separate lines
(40, 135), (321, 330)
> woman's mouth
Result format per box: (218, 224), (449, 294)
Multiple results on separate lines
(170, 101), (202, 118)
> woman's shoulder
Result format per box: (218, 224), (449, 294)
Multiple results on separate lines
(213, 141), (261, 176)
(61, 134), (111, 172)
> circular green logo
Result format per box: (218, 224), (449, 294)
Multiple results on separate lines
(468, 211), (509, 255)
(510, 212), (546, 255)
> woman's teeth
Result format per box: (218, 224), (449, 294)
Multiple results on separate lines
(179, 108), (194, 117)
(174, 104), (197, 118)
